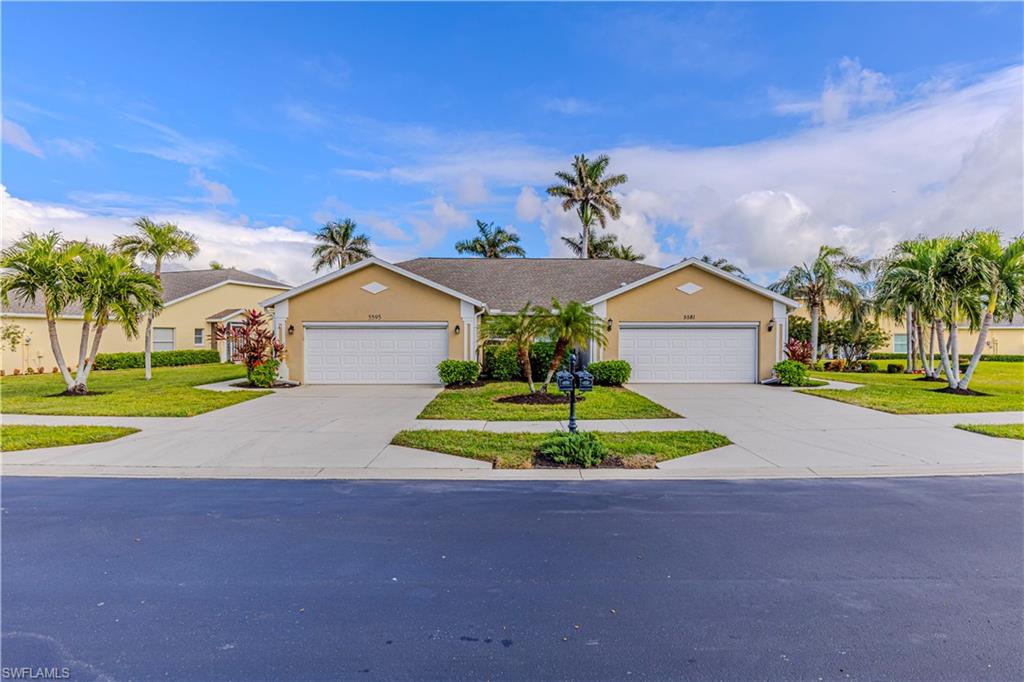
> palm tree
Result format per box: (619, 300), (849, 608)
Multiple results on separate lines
(455, 220), (525, 258)
(535, 299), (607, 392)
(609, 243), (644, 262)
(561, 231), (619, 259)
(1, 231), (82, 389)
(700, 255), (745, 276)
(546, 154), (628, 258)
(479, 303), (547, 393)
(311, 218), (373, 273)
(73, 246), (162, 391)
(956, 231), (1024, 390)
(770, 245), (871, 363)
(113, 217), (199, 380)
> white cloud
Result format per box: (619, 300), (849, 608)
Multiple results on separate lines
(188, 168), (236, 206)
(515, 186), (543, 221)
(2, 118), (44, 158)
(120, 114), (232, 166)
(360, 214), (412, 242)
(776, 57), (896, 125)
(456, 174), (490, 204)
(283, 101), (328, 130)
(543, 97), (597, 115)
(431, 195), (468, 227)
(48, 138), (97, 159)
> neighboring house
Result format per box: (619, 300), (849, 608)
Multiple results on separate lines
(791, 304), (1024, 356)
(1, 268), (289, 372)
(261, 257), (800, 385)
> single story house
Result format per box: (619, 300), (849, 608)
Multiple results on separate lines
(1, 268), (289, 372)
(261, 257), (800, 385)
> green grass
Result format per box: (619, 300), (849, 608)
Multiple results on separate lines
(955, 423), (1024, 440)
(0, 364), (269, 417)
(1, 424), (139, 451)
(417, 381), (679, 421)
(391, 429), (731, 468)
(803, 360), (1024, 414)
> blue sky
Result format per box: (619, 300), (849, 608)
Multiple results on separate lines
(3, 2), (1022, 284)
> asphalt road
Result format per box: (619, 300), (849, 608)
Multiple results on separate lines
(2, 476), (1022, 681)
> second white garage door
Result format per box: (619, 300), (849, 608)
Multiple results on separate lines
(304, 324), (448, 384)
(619, 325), (758, 383)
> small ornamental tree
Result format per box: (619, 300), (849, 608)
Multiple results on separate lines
(784, 339), (814, 366)
(214, 309), (283, 386)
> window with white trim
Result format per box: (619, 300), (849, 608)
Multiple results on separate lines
(194, 328), (204, 346)
(893, 334), (907, 354)
(153, 327), (175, 352)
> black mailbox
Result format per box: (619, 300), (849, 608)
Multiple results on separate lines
(555, 370), (574, 392)
(576, 369), (594, 392)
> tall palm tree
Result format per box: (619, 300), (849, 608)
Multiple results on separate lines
(479, 303), (546, 393)
(455, 220), (525, 258)
(113, 217), (199, 380)
(561, 231), (619, 259)
(0, 231), (82, 389)
(700, 255), (745, 276)
(74, 246), (162, 391)
(956, 231), (1024, 390)
(609, 243), (644, 262)
(535, 299), (607, 392)
(311, 218), (373, 273)
(546, 154), (628, 258)
(770, 245), (871, 363)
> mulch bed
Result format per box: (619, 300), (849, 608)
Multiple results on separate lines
(914, 376), (947, 383)
(531, 454), (637, 469)
(443, 380), (493, 390)
(230, 381), (299, 390)
(933, 386), (989, 397)
(495, 393), (584, 405)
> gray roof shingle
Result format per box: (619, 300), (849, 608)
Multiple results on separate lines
(2, 268), (287, 317)
(396, 258), (660, 311)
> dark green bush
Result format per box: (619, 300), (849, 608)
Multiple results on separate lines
(537, 431), (607, 468)
(482, 344), (521, 380)
(248, 359), (280, 387)
(437, 360), (482, 386)
(773, 359), (809, 386)
(529, 341), (557, 378)
(870, 352), (1023, 362)
(886, 363), (902, 374)
(587, 360), (631, 385)
(860, 361), (879, 373)
(92, 349), (221, 371)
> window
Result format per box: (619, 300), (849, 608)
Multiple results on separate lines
(893, 334), (908, 354)
(153, 327), (175, 352)
(194, 328), (204, 346)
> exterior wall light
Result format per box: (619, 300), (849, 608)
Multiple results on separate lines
(767, 319), (775, 332)
(287, 325), (295, 335)
(454, 324), (461, 335)
(606, 318), (613, 331)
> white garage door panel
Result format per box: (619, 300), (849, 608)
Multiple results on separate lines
(304, 326), (448, 384)
(620, 326), (757, 383)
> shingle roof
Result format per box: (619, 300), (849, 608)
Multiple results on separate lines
(2, 268), (287, 317)
(206, 308), (246, 322)
(396, 258), (661, 311)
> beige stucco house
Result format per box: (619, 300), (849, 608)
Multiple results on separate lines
(261, 257), (800, 385)
(1, 268), (288, 372)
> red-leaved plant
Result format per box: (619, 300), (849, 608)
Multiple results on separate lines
(784, 338), (814, 366)
(214, 309), (284, 385)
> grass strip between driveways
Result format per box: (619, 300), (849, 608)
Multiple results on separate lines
(391, 429), (731, 469)
(417, 381), (679, 421)
(954, 423), (1024, 440)
(1, 425), (140, 452)
(0, 364), (269, 417)
(803, 360), (1023, 414)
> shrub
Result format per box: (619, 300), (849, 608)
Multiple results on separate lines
(482, 344), (522, 380)
(529, 341), (558, 378)
(92, 349), (221, 371)
(784, 339), (814, 366)
(437, 360), (481, 386)
(248, 358), (280, 388)
(537, 430), (607, 468)
(52, 367), (59, 374)
(214, 309), (283, 375)
(773, 359), (809, 386)
(887, 363), (902, 374)
(587, 360), (631, 386)
(622, 454), (657, 469)
(12, 368), (21, 375)
(860, 361), (879, 373)
(870, 353), (1024, 363)
(824, 359), (846, 372)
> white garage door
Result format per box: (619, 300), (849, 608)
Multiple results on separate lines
(304, 324), (448, 384)
(619, 325), (758, 383)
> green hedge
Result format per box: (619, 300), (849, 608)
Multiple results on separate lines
(587, 360), (631, 386)
(481, 341), (569, 380)
(437, 360), (482, 386)
(870, 352), (1023, 362)
(92, 349), (222, 371)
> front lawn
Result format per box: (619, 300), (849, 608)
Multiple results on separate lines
(418, 381), (678, 421)
(391, 429), (730, 468)
(955, 423), (1024, 440)
(1, 425), (139, 451)
(0, 364), (268, 417)
(802, 360), (1023, 414)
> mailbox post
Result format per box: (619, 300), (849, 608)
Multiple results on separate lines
(555, 352), (594, 434)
